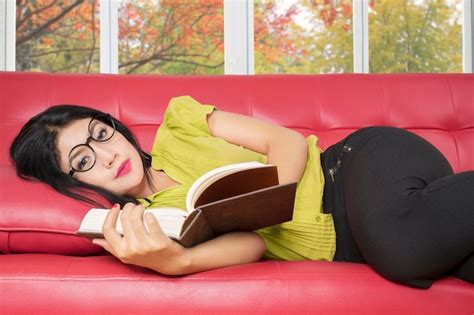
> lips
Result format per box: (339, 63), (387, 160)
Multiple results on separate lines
(116, 159), (131, 178)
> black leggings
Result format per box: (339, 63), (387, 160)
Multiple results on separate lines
(321, 126), (474, 289)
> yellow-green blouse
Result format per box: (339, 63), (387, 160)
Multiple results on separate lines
(137, 96), (336, 261)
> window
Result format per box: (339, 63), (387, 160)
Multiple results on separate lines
(254, 0), (353, 74)
(118, 0), (223, 74)
(15, 0), (100, 73)
(3, 0), (472, 74)
(368, 0), (462, 73)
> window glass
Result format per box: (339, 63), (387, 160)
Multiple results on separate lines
(16, 0), (100, 73)
(369, 0), (462, 73)
(254, 0), (353, 74)
(118, 0), (224, 74)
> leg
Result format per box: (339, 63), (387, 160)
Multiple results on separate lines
(451, 253), (474, 283)
(342, 127), (474, 288)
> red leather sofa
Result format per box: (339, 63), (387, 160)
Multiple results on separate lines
(1, 71), (473, 314)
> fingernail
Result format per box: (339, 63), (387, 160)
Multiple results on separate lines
(113, 203), (120, 209)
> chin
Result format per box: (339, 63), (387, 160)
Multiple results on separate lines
(120, 173), (146, 196)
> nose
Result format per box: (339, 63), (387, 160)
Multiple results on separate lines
(90, 142), (117, 168)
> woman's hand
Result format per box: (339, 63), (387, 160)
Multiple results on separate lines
(92, 203), (190, 275)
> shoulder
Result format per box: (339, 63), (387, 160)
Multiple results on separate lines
(163, 96), (217, 135)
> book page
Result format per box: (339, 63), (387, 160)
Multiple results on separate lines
(78, 207), (188, 239)
(185, 161), (271, 212)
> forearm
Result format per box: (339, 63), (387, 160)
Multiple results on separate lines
(172, 231), (266, 275)
(266, 131), (308, 184)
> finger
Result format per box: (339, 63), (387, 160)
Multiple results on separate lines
(144, 212), (169, 242)
(92, 238), (121, 259)
(120, 202), (139, 242)
(102, 204), (123, 245)
(129, 204), (153, 241)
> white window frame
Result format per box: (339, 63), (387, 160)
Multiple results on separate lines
(100, 0), (118, 74)
(0, 0), (5, 71)
(1, 0), (472, 74)
(224, 0), (253, 75)
(2, 0), (15, 71)
(463, 0), (473, 73)
(353, 0), (369, 73)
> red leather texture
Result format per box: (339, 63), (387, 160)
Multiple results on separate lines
(1, 254), (473, 314)
(0, 71), (473, 314)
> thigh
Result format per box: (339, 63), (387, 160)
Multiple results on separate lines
(342, 127), (453, 219)
(340, 126), (461, 285)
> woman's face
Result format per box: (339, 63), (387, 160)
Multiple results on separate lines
(56, 117), (147, 197)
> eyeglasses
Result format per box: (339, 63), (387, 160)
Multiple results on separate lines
(68, 114), (116, 176)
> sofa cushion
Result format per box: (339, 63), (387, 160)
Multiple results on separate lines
(1, 254), (473, 313)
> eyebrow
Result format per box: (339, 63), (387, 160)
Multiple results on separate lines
(69, 148), (83, 162)
(67, 132), (90, 164)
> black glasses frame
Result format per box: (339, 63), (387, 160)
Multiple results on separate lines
(68, 114), (116, 176)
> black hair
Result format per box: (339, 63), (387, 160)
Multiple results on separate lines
(9, 104), (156, 208)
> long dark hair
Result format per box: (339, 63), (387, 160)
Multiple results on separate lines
(9, 104), (156, 208)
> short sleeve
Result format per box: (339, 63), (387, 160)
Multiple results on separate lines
(163, 96), (217, 136)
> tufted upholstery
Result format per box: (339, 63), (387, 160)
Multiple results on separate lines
(0, 71), (473, 314)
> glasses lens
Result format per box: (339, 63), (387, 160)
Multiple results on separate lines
(70, 145), (95, 172)
(89, 115), (115, 142)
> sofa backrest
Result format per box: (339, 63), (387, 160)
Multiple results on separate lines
(0, 72), (473, 255)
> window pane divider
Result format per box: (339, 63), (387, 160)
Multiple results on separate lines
(353, 0), (369, 73)
(100, 0), (118, 74)
(463, 0), (473, 73)
(224, 0), (253, 74)
(3, 0), (15, 71)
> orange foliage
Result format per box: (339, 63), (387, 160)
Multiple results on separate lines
(254, 2), (300, 63)
(16, 0), (295, 72)
(42, 37), (55, 45)
(307, 0), (352, 32)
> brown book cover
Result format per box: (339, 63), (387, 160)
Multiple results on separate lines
(194, 166), (280, 207)
(174, 182), (297, 247)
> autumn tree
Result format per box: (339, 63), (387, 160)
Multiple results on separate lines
(15, 0), (462, 74)
(283, 0), (460, 73)
(254, 1), (308, 73)
(118, 0), (224, 74)
(368, 0), (462, 73)
(15, 0), (293, 74)
(16, 0), (99, 73)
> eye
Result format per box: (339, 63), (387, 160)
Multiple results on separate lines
(76, 156), (90, 171)
(97, 127), (108, 140)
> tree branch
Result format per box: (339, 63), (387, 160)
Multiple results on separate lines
(86, 2), (97, 73)
(16, 0), (84, 47)
(16, 0), (59, 31)
(17, 47), (98, 58)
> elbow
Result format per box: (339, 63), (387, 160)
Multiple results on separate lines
(295, 131), (308, 154)
(286, 130), (308, 160)
(253, 232), (267, 262)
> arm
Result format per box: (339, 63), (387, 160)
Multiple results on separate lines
(179, 231), (266, 275)
(207, 109), (308, 184)
(93, 109), (298, 274)
(93, 203), (266, 276)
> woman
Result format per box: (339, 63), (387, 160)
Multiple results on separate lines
(9, 96), (473, 289)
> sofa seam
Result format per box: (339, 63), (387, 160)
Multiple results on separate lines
(450, 132), (460, 173)
(6, 231), (11, 254)
(379, 77), (389, 124)
(445, 78), (460, 172)
(0, 274), (382, 281)
(445, 77), (456, 132)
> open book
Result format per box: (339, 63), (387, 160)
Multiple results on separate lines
(77, 161), (297, 247)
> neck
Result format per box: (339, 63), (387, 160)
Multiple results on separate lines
(130, 168), (162, 199)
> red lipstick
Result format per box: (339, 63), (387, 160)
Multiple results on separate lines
(116, 159), (131, 178)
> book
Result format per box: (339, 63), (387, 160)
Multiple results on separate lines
(77, 161), (297, 248)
